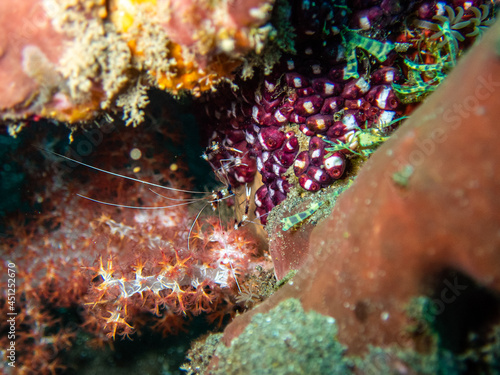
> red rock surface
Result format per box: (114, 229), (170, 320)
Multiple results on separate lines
(0, 0), (65, 113)
(219, 19), (500, 356)
(158, 0), (271, 50)
(268, 200), (314, 279)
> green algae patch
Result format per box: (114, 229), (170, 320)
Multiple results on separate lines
(183, 295), (500, 374)
(213, 298), (352, 375)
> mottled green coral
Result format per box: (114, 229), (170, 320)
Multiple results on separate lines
(354, 345), (463, 375)
(182, 333), (223, 375)
(213, 298), (351, 375)
(183, 293), (500, 374)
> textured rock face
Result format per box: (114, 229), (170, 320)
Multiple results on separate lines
(217, 19), (500, 359)
(0, 0), (65, 113)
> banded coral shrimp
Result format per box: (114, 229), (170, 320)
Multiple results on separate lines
(24, 131), (271, 343)
(43, 142), (253, 222)
(37, 139), (264, 294)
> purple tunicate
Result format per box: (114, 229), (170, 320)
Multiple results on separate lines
(270, 189), (287, 205)
(284, 135), (299, 153)
(294, 95), (324, 116)
(260, 112), (278, 127)
(365, 105), (381, 121)
(254, 185), (269, 208)
(320, 96), (344, 114)
(262, 98), (282, 113)
(258, 127), (286, 151)
(371, 67), (401, 84)
(342, 78), (371, 99)
(307, 165), (332, 185)
(296, 87), (317, 97)
(303, 60), (324, 76)
(271, 162), (288, 177)
(290, 112), (307, 124)
(225, 129), (246, 146)
(323, 152), (346, 179)
(276, 178), (292, 194)
(328, 66), (347, 82)
(299, 124), (315, 137)
(285, 72), (309, 88)
(344, 98), (370, 110)
(326, 121), (347, 139)
(306, 114), (334, 134)
(293, 151), (310, 176)
(366, 85), (399, 110)
(298, 174), (320, 192)
(272, 108), (291, 125)
(312, 78), (342, 97)
(252, 105), (264, 123)
(350, 6), (385, 30)
(273, 149), (296, 168)
(343, 110), (365, 128)
(309, 136), (327, 167)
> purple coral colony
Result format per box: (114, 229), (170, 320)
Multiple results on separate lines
(198, 0), (495, 224)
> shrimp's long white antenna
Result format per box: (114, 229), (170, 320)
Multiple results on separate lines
(187, 203), (209, 252)
(185, 191), (235, 252)
(239, 215), (268, 228)
(148, 188), (206, 203)
(76, 194), (200, 209)
(239, 211), (270, 229)
(37, 147), (207, 195)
